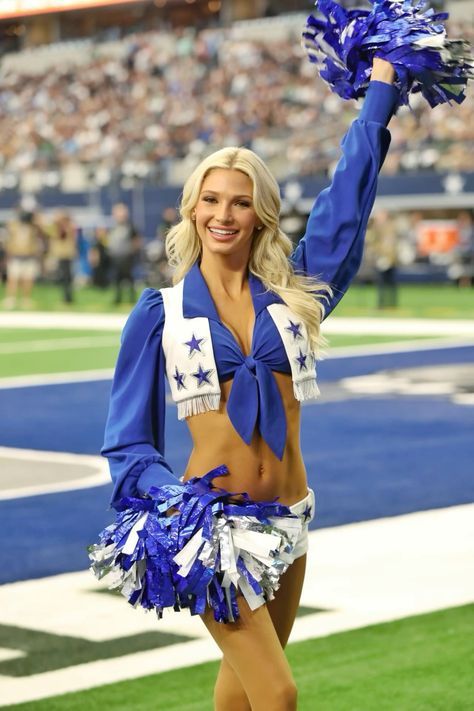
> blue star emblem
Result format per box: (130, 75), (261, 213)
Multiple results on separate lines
(173, 366), (186, 391)
(302, 505), (312, 522)
(285, 319), (303, 341)
(192, 363), (213, 387)
(184, 333), (204, 356)
(295, 348), (308, 372)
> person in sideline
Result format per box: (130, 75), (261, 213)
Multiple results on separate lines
(107, 203), (141, 305)
(3, 206), (42, 309)
(45, 211), (78, 304)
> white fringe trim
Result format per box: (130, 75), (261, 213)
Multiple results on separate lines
(177, 393), (221, 420)
(293, 378), (320, 402)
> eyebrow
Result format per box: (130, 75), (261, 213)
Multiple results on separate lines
(200, 190), (253, 200)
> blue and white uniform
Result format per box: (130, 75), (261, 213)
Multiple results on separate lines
(102, 80), (399, 509)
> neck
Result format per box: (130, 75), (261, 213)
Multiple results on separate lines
(199, 252), (250, 296)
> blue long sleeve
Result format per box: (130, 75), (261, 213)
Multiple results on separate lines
(102, 288), (178, 508)
(290, 81), (400, 317)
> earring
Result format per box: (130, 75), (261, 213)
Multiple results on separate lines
(257, 226), (263, 231)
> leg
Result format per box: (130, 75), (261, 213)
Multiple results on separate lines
(204, 554), (306, 711)
(20, 276), (34, 307)
(202, 597), (297, 711)
(267, 553), (307, 646)
(4, 273), (18, 307)
(111, 259), (122, 304)
(213, 657), (251, 711)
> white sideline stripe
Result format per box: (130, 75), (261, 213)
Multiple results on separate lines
(0, 312), (126, 331)
(0, 504), (472, 705)
(0, 369), (114, 389)
(0, 339), (472, 391)
(1, 311), (474, 336)
(322, 317), (474, 337)
(0, 336), (119, 354)
(0, 448), (110, 499)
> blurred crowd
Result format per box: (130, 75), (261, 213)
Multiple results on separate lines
(1, 202), (472, 310)
(0, 21), (472, 187)
(0, 202), (174, 309)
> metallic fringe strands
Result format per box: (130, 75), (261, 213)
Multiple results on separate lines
(88, 466), (303, 623)
(302, 0), (474, 107)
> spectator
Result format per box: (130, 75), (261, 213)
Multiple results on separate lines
(0, 23), (471, 185)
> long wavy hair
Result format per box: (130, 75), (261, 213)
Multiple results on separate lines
(165, 146), (331, 354)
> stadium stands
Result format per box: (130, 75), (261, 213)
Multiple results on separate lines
(0, 15), (472, 191)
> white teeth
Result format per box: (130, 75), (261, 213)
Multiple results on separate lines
(209, 228), (238, 236)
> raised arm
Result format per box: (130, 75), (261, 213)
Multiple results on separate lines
(290, 59), (399, 318)
(102, 288), (178, 508)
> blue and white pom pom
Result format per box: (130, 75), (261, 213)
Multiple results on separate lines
(89, 466), (303, 623)
(303, 0), (474, 107)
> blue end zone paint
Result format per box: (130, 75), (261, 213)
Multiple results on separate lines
(0, 381), (112, 454)
(1, 346), (473, 584)
(301, 395), (474, 527)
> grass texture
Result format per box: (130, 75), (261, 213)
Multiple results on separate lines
(1, 282), (473, 319)
(0, 328), (435, 379)
(4, 605), (472, 711)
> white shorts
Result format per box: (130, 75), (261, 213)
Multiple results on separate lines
(288, 488), (316, 559)
(8, 257), (39, 281)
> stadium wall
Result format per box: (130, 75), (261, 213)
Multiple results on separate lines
(0, 172), (472, 240)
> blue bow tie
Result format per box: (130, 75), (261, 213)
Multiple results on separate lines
(226, 355), (286, 460)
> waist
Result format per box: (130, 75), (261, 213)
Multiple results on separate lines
(183, 419), (307, 505)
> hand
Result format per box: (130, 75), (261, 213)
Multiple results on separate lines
(371, 57), (396, 85)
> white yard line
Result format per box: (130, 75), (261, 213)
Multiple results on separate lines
(0, 336), (119, 355)
(0, 312), (126, 331)
(322, 317), (474, 337)
(1, 311), (474, 336)
(0, 369), (114, 389)
(0, 504), (472, 706)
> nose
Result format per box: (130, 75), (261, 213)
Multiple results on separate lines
(215, 203), (233, 223)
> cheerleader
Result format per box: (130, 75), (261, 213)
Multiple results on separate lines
(90, 2), (471, 708)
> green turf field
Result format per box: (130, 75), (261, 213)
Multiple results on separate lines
(0, 328), (437, 378)
(1, 282), (473, 319)
(4, 605), (471, 711)
(0, 329), (120, 377)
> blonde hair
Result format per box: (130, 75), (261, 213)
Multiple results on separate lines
(166, 146), (331, 354)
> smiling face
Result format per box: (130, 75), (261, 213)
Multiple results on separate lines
(193, 168), (261, 264)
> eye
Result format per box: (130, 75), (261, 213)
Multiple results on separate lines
(236, 201), (251, 208)
(202, 196), (217, 203)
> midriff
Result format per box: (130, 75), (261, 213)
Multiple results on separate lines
(183, 371), (309, 506)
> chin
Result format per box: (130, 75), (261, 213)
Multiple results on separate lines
(201, 234), (253, 258)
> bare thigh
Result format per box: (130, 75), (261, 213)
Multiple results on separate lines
(268, 553), (307, 646)
(203, 554), (306, 710)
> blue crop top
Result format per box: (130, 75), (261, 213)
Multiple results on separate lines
(103, 80), (400, 508)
